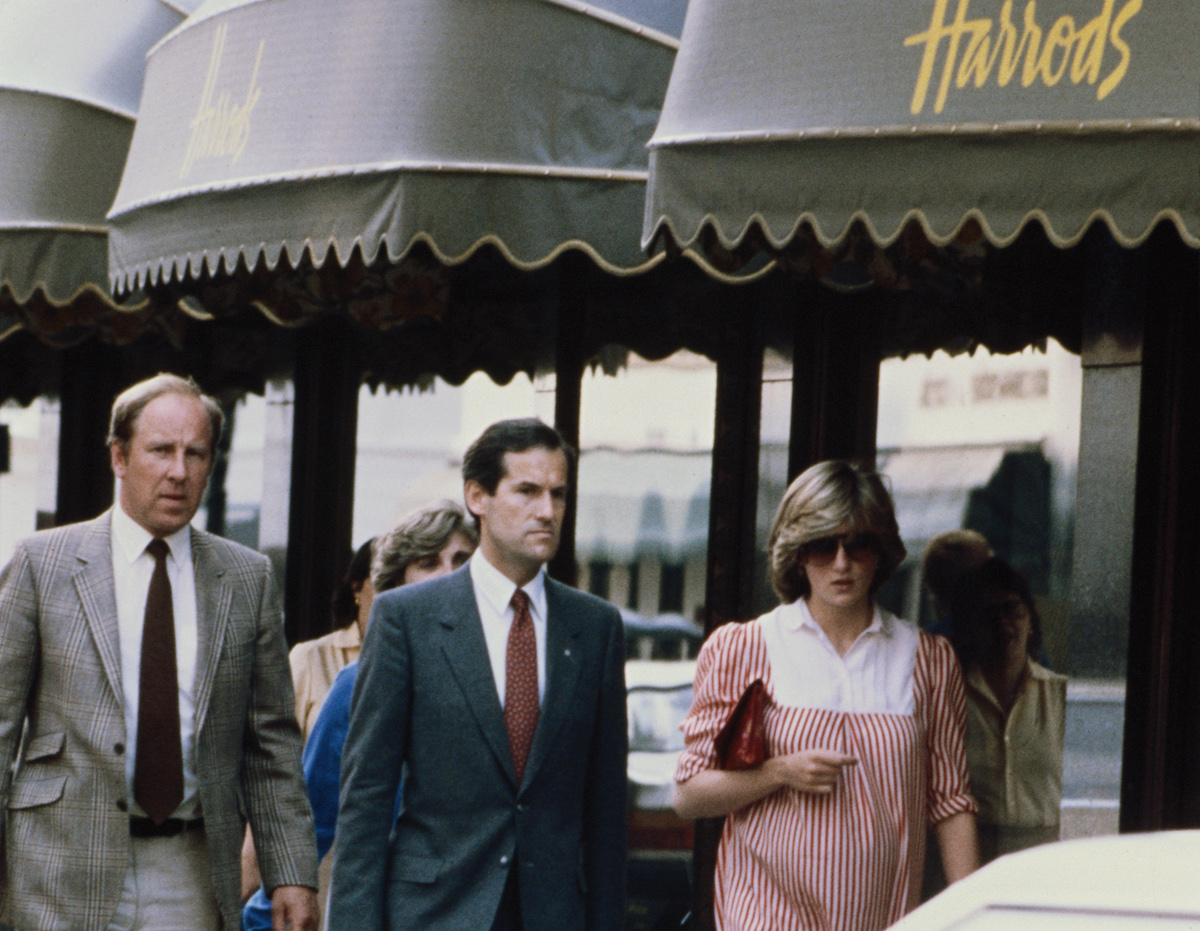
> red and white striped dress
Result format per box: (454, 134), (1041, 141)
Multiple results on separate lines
(677, 604), (975, 931)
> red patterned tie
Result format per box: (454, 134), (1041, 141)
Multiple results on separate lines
(135, 538), (184, 824)
(504, 589), (539, 783)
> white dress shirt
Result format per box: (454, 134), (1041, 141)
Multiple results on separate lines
(111, 506), (200, 818)
(469, 551), (548, 705)
(757, 599), (919, 714)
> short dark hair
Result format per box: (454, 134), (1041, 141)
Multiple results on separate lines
(331, 538), (377, 627)
(923, 529), (992, 615)
(949, 557), (1045, 670)
(107, 373), (224, 456)
(461, 418), (576, 495)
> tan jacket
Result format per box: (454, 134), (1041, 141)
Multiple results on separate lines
(0, 512), (317, 931)
(290, 623), (361, 739)
(965, 659), (1066, 860)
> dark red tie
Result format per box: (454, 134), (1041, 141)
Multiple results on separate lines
(504, 589), (539, 783)
(134, 538), (184, 824)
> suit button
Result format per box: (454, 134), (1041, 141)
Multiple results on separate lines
(116, 798), (128, 812)
(114, 743), (125, 755)
(499, 855), (510, 866)
(516, 803), (527, 813)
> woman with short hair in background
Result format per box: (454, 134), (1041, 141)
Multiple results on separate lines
(950, 557), (1066, 864)
(291, 538), (378, 740)
(242, 500), (478, 931)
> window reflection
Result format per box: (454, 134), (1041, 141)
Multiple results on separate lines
(352, 372), (544, 544)
(876, 341), (1120, 843)
(0, 398), (58, 562)
(577, 349), (714, 649)
(754, 348), (795, 617)
(203, 384), (291, 583)
(578, 348), (715, 929)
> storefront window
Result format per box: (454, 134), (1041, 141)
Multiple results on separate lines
(204, 383), (292, 583)
(875, 341), (1120, 842)
(0, 398), (58, 562)
(351, 372), (544, 547)
(753, 348), (794, 617)
(577, 347), (716, 931)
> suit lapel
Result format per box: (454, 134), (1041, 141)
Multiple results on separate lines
(190, 528), (232, 736)
(521, 579), (584, 789)
(437, 570), (517, 784)
(73, 513), (124, 708)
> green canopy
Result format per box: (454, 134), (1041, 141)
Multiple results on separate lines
(0, 0), (197, 311)
(644, 0), (1200, 252)
(108, 0), (685, 292)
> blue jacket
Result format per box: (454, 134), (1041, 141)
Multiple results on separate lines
(243, 661), (403, 930)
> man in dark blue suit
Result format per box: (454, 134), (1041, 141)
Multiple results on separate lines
(329, 419), (627, 931)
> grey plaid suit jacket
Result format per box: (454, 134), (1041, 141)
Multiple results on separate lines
(0, 512), (317, 931)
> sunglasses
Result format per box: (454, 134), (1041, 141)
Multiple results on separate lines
(985, 596), (1029, 623)
(801, 532), (881, 564)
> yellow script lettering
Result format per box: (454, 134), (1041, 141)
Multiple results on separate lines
(1036, 15), (1075, 86)
(905, 0), (1144, 114)
(1070, 0), (1114, 84)
(1018, 3), (1044, 87)
(1099, 0), (1141, 100)
(181, 23), (264, 179)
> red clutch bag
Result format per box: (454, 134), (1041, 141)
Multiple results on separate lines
(712, 678), (768, 771)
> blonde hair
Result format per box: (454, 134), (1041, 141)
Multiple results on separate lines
(371, 500), (478, 592)
(107, 373), (223, 456)
(768, 460), (906, 604)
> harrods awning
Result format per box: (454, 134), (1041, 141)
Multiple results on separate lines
(107, 0), (685, 293)
(0, 0), (196, 325)
(643, 0), (1200, 255)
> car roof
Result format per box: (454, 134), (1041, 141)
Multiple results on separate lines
(891, 831), (1200, 929)
(625, 659), (696, 690)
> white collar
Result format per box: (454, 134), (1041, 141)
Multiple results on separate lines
(111, 505), (193, 569)
(782, 598), (893, 638)
(469, 550), (548, 620)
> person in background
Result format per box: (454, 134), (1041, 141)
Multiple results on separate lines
(243, 500), (478, 931)
(922, 529), (992, 640)
(292, 538), (378, 738)
(242, 537), (379, 900)
(674, 460), (978, 931)
(0, 373), (316, 931)
(917, 528), (992, 899)
(329, 419), (628, 931)
(951, 557), (1066, 864)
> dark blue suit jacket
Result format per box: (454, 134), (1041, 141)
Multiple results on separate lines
(328, 565), (627, 930)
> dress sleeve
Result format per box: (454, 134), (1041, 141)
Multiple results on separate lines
(675, 620), (768, 783)
(921, 632), (978, 824)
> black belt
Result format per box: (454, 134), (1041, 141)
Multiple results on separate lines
(129, 816), (204, 838)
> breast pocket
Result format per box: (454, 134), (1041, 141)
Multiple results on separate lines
(21, 731), (65, 763)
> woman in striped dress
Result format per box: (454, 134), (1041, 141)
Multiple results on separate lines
(674, 461), (979, 931)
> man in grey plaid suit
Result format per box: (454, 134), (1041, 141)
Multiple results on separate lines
(0, 374), (318, 931)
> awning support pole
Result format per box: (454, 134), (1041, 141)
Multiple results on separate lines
(1123, 225), (1200, 830)
(283, 314), (360, 647)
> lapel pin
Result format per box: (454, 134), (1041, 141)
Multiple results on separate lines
(564, 648), (571, 657)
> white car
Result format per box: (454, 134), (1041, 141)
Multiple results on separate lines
(891, 830), (1200, 929)
(626, 659), (695, 810)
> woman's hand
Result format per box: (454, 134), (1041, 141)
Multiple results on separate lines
(673, 748), (857, 820)
(768, 749), (858, 795)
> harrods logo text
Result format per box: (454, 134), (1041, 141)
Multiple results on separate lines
(181, 22), (264, 178)
(905, 0), (1143, 116)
